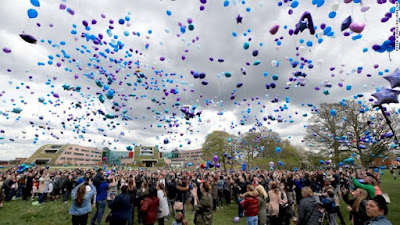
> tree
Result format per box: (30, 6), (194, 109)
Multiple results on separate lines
(202, 131), (230, 170)
(305, 100), (400, 167)
(304, 103), (347, 165)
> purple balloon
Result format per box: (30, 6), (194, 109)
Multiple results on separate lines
(212, 154), (219, 163)
(2, 47), (11, 53)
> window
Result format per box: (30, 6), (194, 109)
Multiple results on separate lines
(75, 148), (80, 151)
(140, 147), (154, 156)
(60, 157), (65, 160)
(73, 153), (84, 156)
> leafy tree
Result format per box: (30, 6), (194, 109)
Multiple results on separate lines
(202, 131), (230, 170)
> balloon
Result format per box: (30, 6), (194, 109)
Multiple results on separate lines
(320, 160), (324, 165)
(30, 0), (40, 7)
(349, 22), (365, 33)
(294, 12), (315, 35)
(372, 87), (400, 105)
(269, 161), (275, 168)
(383, 68), (400, 89)
(27, 9), (38, 18)
(215, 163), (220, 168)
(2, 48), (11, 53)
(341, 16), (352, 31)
(269, 24), (280, 35)
(12, 107), (23, 114)
(330, 109), (336, 116)
(397, 157), (400, 162)
(19, 34), (37, 44)
(212, 154), (219, 163)
(331, 2), (339, 11)
(360, 6), (370, 12)
(200, 163), (206, 169)
(338, 162), (343, 167)
(275, 147), (281, 153)
(233, 217), (240, 223)
(241, 162), (247, 171)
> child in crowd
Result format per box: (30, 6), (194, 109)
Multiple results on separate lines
(172, 212), (187, 225)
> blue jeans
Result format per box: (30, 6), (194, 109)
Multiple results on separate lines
(63, 190), (70, 202)
(38, 193), (45, 203)
(246, 216), (258, 225)
(128, 205), (133, 225)
(90, 200), (106, 225)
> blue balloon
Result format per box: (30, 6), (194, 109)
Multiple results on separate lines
(317, 0), (325, 7)
(275, 147), (281, 153)
(291, 1), (299, 8)
(338, 162), (343, 167)
(224, 0), (229, 7)
(30, 0), (40, 7)
(27, 9), (38, 18)
(328, 11), (336, 18)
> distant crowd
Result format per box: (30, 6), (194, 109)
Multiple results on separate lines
(0, 165), (397, 225)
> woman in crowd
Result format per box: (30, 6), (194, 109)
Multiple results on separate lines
(342, 188), (369, 225)
(175, 178), (189, 215)
(241, 185), (259, 225)
(294, 175), (303, 205)
(157, 182), (170, 225)
(268, 181), (287, 225)
(69, 180), (95, 225)
(365, 195), (392, 225)
(352, 176), (382, 199)
(127, 177), (137, 225)
(294, 186), (321, 225)
(140, 187), (160, 225)
(194, 183), (213, 225)
(108, 185), (131, 225)
(255, 185), (267, 225)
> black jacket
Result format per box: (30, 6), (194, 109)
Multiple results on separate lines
(343, 193), (369, 225)
(109, 193), (131, 221)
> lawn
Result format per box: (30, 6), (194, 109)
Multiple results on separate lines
(0, 172), (398, 225)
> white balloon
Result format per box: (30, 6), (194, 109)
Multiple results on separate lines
(271, 60), (277, 67)
(331, 2), (339, 11)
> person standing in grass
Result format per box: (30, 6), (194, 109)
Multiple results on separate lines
(194, 183), (213, 225)
(255, 185), (268, 225)
(108, 185), (131, 225)
(140, 187), (160, 225)
(90, 176), (109, 225)
(62, 174), (74, 203)
(157, 182), (170, 225)
(69, 179), (96, 225)
(352, 176), (381, 199)
(342, 188), (369, 225)
(293, 187), (321, 225)
(241, 185), (259, 225)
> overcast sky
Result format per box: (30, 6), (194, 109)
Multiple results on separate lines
(0, 0), (399, 160)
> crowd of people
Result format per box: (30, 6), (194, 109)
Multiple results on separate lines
(0, 165), (396, 225)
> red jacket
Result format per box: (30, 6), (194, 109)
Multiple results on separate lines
(140, 196), (160, 225)
(241, 195), (259, 217)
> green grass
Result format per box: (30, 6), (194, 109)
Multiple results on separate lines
(0, 172), (398, 225)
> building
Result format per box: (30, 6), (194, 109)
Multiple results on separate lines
(165, 148), (203, 168)
(25, 144), (103, 166)
(134, 146), (163, 167)
(8, 158), (28, 165)
(0, 160), (8, 167)
(103, 148), (134, 166)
